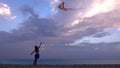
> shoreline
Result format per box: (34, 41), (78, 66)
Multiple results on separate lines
(1, 64), (120, 68)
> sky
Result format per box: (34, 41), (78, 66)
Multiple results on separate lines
(0, 0), (120, 60)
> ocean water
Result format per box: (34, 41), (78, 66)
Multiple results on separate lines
(0, 59), (120, 64)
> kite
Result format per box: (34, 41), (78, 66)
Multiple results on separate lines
(58, 2), (80, 11)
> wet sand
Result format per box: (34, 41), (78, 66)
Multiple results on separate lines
(1, 64), (120, 68)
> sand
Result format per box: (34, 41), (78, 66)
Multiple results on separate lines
(1, 64), (120, 68)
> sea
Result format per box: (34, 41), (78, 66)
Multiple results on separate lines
(0, 59), (120, 65)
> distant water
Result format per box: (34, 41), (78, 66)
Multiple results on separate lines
(0, 59), (120, 64)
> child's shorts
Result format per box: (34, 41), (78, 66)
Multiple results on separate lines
(35, 54), (39, 59)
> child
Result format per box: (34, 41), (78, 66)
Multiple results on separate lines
(31, 42), (42, 65)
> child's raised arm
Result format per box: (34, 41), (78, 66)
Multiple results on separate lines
(38, 42), (42, 49)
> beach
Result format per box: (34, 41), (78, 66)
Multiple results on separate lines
(1, 64), (120, 68)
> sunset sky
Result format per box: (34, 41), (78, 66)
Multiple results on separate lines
(0, 0), (120, 60)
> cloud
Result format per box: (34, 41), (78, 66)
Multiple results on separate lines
(20, 5), (35, 16)
(92, 31), (111, 38)
(0, 2), (11, 16)
(84, 0), (117, 17)
(71, 8), (120, 34)
(63, 3), (120, 46)
(41, 42), (120, 59)
(50, 0), (60, 14)
(19, 5), (59, 37)
(16, 17), (58, 37)
(69, 0), (120, 27)
(0, 2), (16, 21)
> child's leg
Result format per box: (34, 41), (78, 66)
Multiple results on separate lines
(33, 58), (37, 65)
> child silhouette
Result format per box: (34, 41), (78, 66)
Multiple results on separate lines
(31, 42), (42, 65)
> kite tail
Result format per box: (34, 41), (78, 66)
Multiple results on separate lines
(65, 8), (81, 11)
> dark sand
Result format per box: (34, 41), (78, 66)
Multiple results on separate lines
(1, 64), (120, 68)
